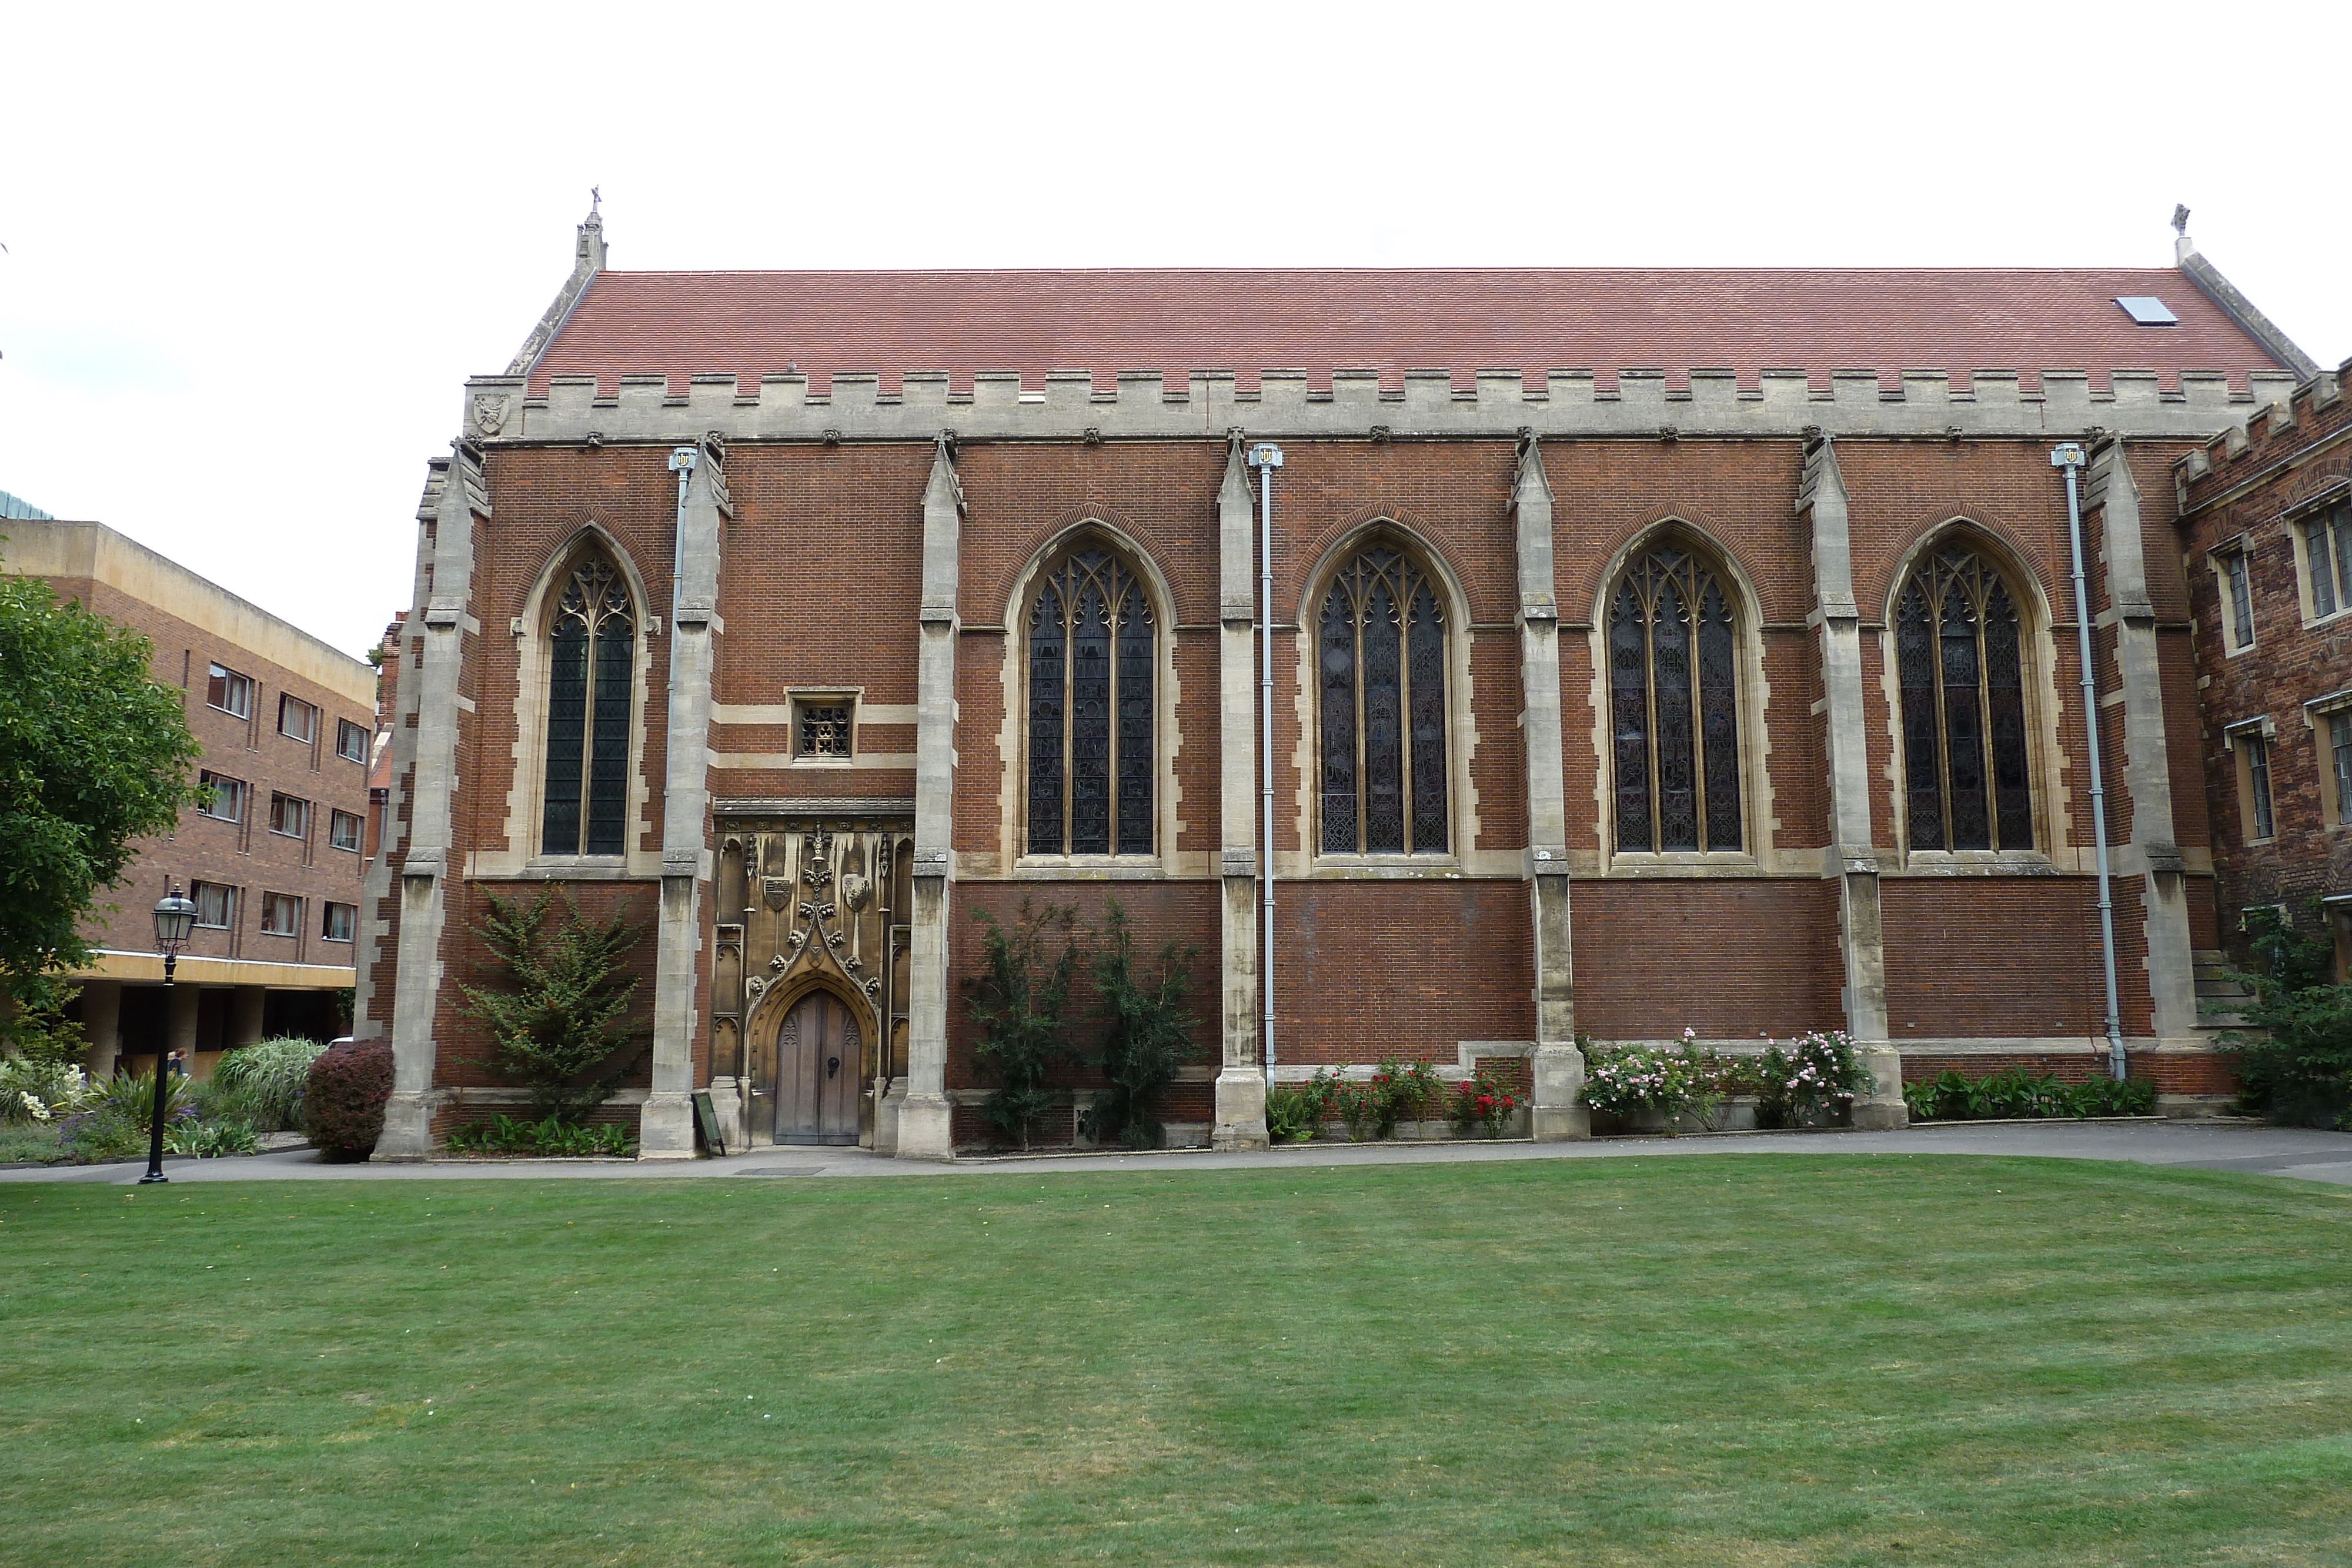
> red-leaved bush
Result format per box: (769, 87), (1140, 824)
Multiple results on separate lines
(302, 1039), (393, 1162)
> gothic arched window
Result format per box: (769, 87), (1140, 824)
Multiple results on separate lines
(1608, 543), (1742, 852)
(1896, 543), (2033, 851)
(1027, 546), (1154, 855)
(1319, 545), (1448, 855)
(540, 556), (634, 857)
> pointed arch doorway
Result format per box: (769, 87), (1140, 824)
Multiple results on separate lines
(773, 990), (863, 1145)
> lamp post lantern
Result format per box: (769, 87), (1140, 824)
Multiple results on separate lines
(143, 883), (198, 1185)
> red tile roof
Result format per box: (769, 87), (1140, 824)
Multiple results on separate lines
(527, 266), (2281, 399)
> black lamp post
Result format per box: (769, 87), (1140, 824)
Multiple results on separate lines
(143, 884), (198, 1185)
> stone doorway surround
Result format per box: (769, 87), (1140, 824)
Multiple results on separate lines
(707, 804), (912, 1154)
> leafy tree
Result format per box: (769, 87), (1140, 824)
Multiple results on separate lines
(1080, 899), (1200, 1151)
(964, 900), (1078, 1149)
(459, 888), (647, 1124)
(0, 572), (199, 1044)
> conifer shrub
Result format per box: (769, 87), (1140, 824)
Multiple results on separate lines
(1081, 900), (1201, 1151)
(2221, 904), (2352, 1129)
(460, 890), (647, 1125)
(301, 1039), (393, 1161)
(965, 901), (1078, 1149)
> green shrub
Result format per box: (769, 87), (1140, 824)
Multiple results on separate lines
(1081, 902), (1202, 1151)
(460, 890), (647, 1125)
(212, 1037), (328, 1132)
(1263, 1082), (1321, 1142)
(1904, 1066), (2157, 1122)
(2217, 908), (2352, 1128)
(0, 1123), (66, 1164)
(0, 1056), (84, 1123)
(964, 901), (1078, 1150)
(92, 1067), (189, 1126)
(445, 1113), (633, 1156)
(301, 1039), (393, 1161)
(56, 1106), (151, 1162)
(168, 1118), (259, 1158)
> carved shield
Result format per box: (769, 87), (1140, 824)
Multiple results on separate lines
(763, 876), (791, 912)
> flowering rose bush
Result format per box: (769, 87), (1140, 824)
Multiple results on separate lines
(1582, 1030), (1720, 1129)
(1751, 1030), (1871, 1127)
(1446, 1068), (1521, 1138)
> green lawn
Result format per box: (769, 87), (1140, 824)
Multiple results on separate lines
(4, 1155), (2350, 1567)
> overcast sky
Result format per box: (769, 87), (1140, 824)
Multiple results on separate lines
(4, 0), (2345, 660)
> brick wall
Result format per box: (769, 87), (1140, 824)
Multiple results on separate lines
(42, 571), (375, 975)
(2177, 366), (2352, 950)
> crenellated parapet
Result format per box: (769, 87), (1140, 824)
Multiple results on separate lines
(478, 362), (2297, 448)
(2174, 356), (2352, 516)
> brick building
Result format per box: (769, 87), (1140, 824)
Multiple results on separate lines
(360, 203), (2317, 1158)
(2176, 350), (2352, 972)
(2, 518), (380, 1075)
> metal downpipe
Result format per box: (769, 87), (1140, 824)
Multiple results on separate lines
(2054, 442), (2129, 1082)
(1249, 443), (1284, 1095)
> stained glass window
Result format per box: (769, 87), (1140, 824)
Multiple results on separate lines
(1027, 547), (1154, 855)
(1608, 544), (1742, 852)
(1895, 543), (2032, 852)
(541, 556), (634, 856)
(1319, 546), (1447, 854)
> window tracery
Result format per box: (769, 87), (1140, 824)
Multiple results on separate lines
(1895, 542), (2033, 851)
(541, 555), (634, 857)
(1318, 545), (1447, 855)
(1026, 546), (1154, 855)
(1608, 543), (1742, 852)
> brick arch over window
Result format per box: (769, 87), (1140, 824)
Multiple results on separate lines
(1602, 531), (1747, 854)
(1888, 530), (2039, 852)
(1021, 533), (1161, 857)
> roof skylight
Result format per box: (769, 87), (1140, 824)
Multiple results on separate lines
(2115, 295), (2180, 326)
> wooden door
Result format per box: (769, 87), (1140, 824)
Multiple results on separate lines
(774, 992), (862, 1145)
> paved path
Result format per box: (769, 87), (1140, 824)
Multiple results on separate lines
(8, 1119), (2352, 1188)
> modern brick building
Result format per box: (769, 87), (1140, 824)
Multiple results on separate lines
(2176, 353), (2352, 972)
(2, 518), (380, 1076)
(361, 203), (2319, 1158)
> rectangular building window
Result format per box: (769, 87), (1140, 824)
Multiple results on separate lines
(2246, 733), (2276, 840)
(2334, 713), (2352, 827)
(207, 663), (254, 718)
(328, 808), (363, 851)
(260, 892), (302, 937)
(322, 902), (356, 942)
(336, 717), (369, 762)
(269, 793), (310, 840)
(197, 771), (247, 823)
(2308, 500), (2352, 620)
(278, 694), (318, 743)
(191, 882), (235, 929)
(2226, 549), (2255, 650)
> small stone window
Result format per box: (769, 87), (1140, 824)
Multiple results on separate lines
(797, 701), (854, 758)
